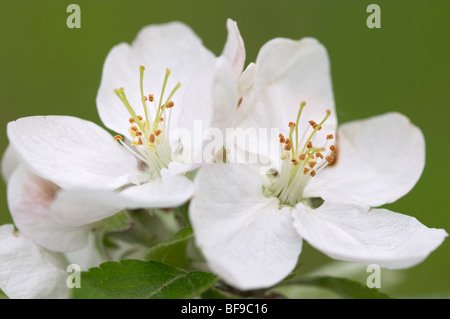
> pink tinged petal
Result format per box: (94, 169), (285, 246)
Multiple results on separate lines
(0, 224), (70, 299)
(234, 38), (337, 170)
(49, 168), (194, 227)
(292, 201), (447, 269)
(221, 19), (246, 79)
(190, 164), (302, 290)
(7, 116), (140, 190)
(7, 166), (91, 252)
(304, 112), (425, 207)
(96, 22), (217, 137)
(1, 144), (19, 183)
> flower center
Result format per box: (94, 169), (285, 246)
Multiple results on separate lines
(113, 66), (181, 180)
(270, 102), (336, 206)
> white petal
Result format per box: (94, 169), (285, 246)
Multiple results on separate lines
(174, 57), (239, 164)
(96, 22), (217, 137)
(7, 116), (140, 190)
(1, 144), (19, 183)
(64, 232), (106, 271)
(234, 37), (337, 170)
(292, 201), (447, 269)
(0, 224), (70, 299)
(190, 164), (302, 290)
(119, 167), (194, 208)
(237, 62), (256, 97)
(304, 112), (425, 207)
(50, 168), (194, 226)
(7, 166), (92, 252)
(221, 19), (245, 79)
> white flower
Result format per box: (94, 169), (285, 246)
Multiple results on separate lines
(0, 224), (104, 299)
(2, 20), (242, 253)
(189, 34), (448, 290)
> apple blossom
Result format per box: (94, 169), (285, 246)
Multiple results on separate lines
(189, 34), (447, 291)
(2, 20), (242, 253)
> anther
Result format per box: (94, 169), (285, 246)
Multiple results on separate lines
(166, 101), (175, 109)
(310, 170), (316, 177)
(114, 135), (123, 141)
(149, 134), (156, 144)
(148, 94), (154, 102)
(299, 154), (306, 161)
(160, 117), (164, 122)
(135, 131), (143, 137)
(140, 65), (145, 71)
(327, 134), (334, 140)
(129, 118), (135, 124)
(315, 152), (323, 159)
(279, 133), (286, 144)
(308, 120), (316, 127)
(291, 158), (298, 165)
(284, 143), (292, 151)
(155, 129), (162, 136)
(137, 115), (143, 121)
(137, 137), (143, 145)
(326, 156), (334, 164)
(303, 167), (310, 175)
(330, 145), (337, 155)
(288, 122), (296, 128)
(308, 161), (317, 169)
(307, 141), (313, 149)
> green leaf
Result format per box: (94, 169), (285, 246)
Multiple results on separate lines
(102, 211), (132, 233)
(146, 225), (193, 269)
(73, 259), (217, 299)
(285, 276), (394, 299)
(201, 287), (244, 299)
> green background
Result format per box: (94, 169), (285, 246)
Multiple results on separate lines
(0, 0), (448, 297)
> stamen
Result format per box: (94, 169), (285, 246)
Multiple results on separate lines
(303, 167), (310, 175)
(327, 134), (334, 140)
(129, 118), (135, 124)
(308, 161), (317, 169)
(294, 101), (306, 154)
(148, 94), (154, 102)
(114, 88), (146, 135)
(310, 170), (316, 177)
(307, 141), (313, 149)
(139, 66), (150, 126)
(300, 109), (331, 156)
(279, 134), (286, 144)
(330, 145), (337, 155)
(299, 154), (306, 161)
(315, 152), (323, 159)
(155, 129), (162, 136)
(149, 134), (156, 144)
(114, 135), (123, 141)
(326, 156), (334, 164)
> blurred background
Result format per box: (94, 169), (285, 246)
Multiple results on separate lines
(0, 0), (448, 297)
